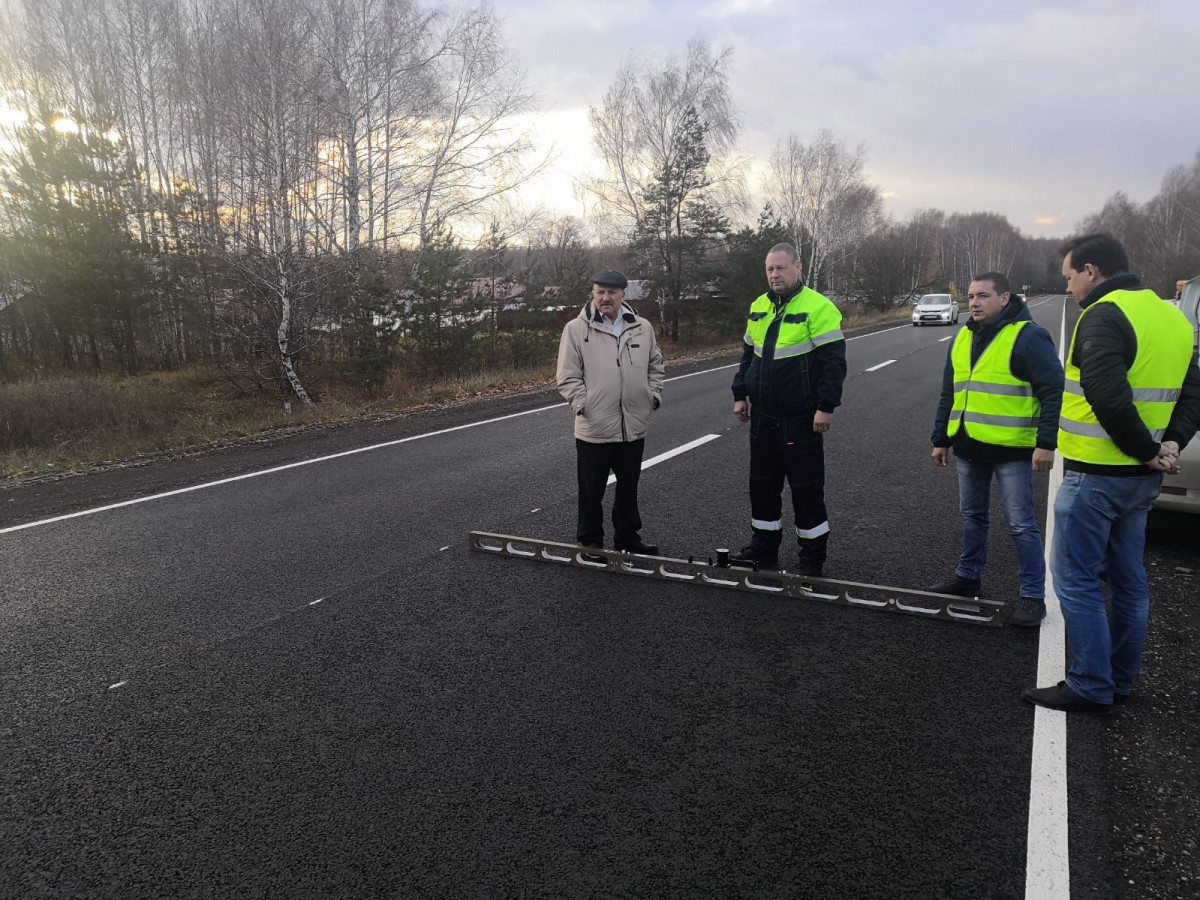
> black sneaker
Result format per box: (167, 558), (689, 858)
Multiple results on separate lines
(729, 544), (778, 568)
(929, 575), (982, 597)
(1008, 597), (1046, 627)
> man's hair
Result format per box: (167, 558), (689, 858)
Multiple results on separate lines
(767, 242), (800, 264)
(1058, 233), (1129, 277)
(971, 271), (1011, 295)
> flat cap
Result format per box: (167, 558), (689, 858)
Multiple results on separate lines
(590, 269), (628, 289)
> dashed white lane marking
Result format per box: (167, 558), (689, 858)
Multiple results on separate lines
(108, 681), (127, 690)
(865, 360), (896, 372)
(1025, 294), (1070, 899)
(530, 508), (541, 513)
(939, 335), (955, 342)
(607, 434), (721, 486)
(309, 598), (325, 606)
(439, 546), (450, 552)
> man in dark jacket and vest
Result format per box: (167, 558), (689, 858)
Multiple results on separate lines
(929, 272), (1064, 626)
(557, 270), (665, 558)
(730, 242), (847, 575)
(1024, 233), (1200, 714)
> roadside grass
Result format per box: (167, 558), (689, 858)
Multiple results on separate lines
(0, 307), (910, 478)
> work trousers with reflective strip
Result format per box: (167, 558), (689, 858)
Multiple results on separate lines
(747, 411), (829, 561)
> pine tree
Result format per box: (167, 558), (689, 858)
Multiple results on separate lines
(630, 106), (729, 342)
(0, 110), (153, 373)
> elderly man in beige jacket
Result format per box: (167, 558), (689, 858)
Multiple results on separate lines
(556, 270), (665, 556)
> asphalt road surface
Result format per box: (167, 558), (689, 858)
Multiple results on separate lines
(2, 297), (1197, 899)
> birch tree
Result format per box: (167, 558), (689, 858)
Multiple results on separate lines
(584, 38), (742, 235)
(765, 129), (883, 291)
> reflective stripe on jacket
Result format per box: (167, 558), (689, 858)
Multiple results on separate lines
(1058, 289), (1193, 464)
(744, 288), (843, 360)
(946, 320), (1039, 447)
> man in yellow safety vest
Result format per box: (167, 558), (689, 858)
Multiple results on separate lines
(929, 272), (1064, 626)
(1024, 234), (1200, 714)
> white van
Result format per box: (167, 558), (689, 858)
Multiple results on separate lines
(1154, 275), (1200, 513)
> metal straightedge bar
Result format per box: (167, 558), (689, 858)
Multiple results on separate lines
(468, 531), (1007, 627)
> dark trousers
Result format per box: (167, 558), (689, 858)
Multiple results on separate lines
(748, 413), (829, 562)
(576, 438), (645, 546)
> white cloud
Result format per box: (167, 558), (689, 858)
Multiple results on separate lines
(491, 0), (1200, 237)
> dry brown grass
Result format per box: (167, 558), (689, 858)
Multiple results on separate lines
(0, 308), (910, 478)
(0, 363), (565, 477)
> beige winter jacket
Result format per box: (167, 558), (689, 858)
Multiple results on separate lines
(556, 302), (665, 443)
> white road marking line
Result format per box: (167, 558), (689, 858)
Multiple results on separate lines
(108, 681), (127, 690)
(939, 335), (955, 342)
(865, 360), (896, 372)
(0, 405), (567, 535)
(4, 329), (918, 536)
(530, 508), (541, 513)
(848, 322), (912, 340)
(1025, 294), (1070, 899)
(607, 434), (721, 486)
(309, 598), (325, 606)
(439, 546), (450, 551)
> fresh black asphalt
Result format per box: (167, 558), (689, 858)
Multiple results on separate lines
(2, 298), (1197, 898)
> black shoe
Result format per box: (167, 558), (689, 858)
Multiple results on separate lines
(615, 537), (658, 555)
(929, 575), (982, 597)
(729, 544), (778, 568)
(580, 542), (606, 563)
(797, 559), (824, 577)
(1022, 681), (1112, 715)
(1008, 597), (1046, 627)
(1113, 692), (1130, 704)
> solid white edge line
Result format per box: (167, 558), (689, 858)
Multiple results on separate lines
(607, 434), (721, 485)
(2, 321), (923, 537)
(865, 360), (897, 372)
(1025, 294), (1070, 899)
(1, 365), (743, 535)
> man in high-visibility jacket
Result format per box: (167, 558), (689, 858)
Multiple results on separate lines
(730, 242), (847, 575)
(929, 272), (1064, 626)
(1024, 233), (1200, 715)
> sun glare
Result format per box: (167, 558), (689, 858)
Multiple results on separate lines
(52, 117), (79, 134)
(0, 105), (27, 129)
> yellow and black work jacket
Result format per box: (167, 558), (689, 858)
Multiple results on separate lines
(932, 296), (1063, 462)
(1059, 277), (1197, 474)
(731, 280), (846, 419)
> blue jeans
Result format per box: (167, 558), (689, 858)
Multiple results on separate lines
(1051, 470), (1162, 703)
(956, 458), (1045, 597)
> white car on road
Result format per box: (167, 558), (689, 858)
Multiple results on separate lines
(912, 293), (960, 327)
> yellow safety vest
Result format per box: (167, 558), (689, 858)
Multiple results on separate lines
(946, 320), (1039, 446)
(743, 287), (843, 360)
(1058, 289), (1193, 464)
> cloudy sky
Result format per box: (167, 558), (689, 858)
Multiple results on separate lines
(490, 0), (1200, 238)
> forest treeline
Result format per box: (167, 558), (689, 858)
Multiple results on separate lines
(1, 2), (1198, 409)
